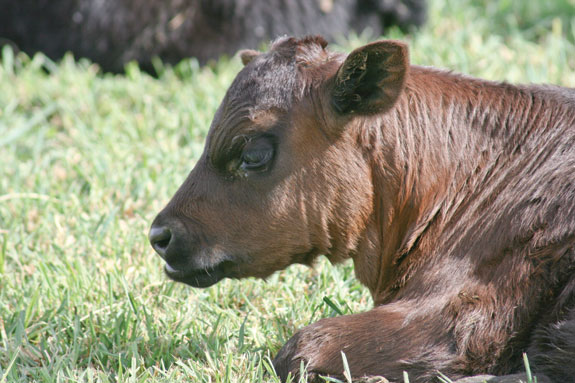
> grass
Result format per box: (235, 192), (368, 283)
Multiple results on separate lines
(1, 0), (574, 381)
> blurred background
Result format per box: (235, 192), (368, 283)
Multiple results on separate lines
(0, 0), (427, 73)
(0, 0), (574, 382)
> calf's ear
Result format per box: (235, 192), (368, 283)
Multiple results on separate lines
(239, 49), (260, 66)
(332, 40), (409, 115)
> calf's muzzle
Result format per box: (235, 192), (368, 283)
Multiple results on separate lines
(148, 213), (234, 288)
(148, 214), (196, 273)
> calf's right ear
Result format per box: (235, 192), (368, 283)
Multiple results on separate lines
(332, 41), (409, 115)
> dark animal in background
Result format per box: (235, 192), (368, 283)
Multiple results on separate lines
(0, 0), (426, 73)
(149, 36), (575, 382)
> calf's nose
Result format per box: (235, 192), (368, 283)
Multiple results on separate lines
(149, 225), (172, 259)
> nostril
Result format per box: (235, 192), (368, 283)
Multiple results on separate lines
(149, 226), (172, 258)
(156, 237), (170, 250)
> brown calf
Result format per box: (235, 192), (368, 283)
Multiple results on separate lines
(149, 36), (575, 382)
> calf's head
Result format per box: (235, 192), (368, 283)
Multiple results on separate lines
(149, 36), (409, 287)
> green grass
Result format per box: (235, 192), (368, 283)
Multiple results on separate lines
(1, 0), (574, 381)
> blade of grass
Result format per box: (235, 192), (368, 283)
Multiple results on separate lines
(0, 349), (20, 383)
(323, 296), (344, 316)
(341, 351), (352, 383)
(523, 353), (535, 383)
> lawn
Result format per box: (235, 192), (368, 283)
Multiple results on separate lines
(1, 0), (574, 382)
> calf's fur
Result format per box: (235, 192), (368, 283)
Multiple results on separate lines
(150, 36), (575, 382)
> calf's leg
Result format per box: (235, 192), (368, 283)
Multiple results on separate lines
(273, 302), (457, 383)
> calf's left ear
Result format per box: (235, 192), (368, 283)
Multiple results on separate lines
(239, 49), (260, 66)
(332, 41), (409, 115)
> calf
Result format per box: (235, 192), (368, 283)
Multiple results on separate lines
(149, 36), (575, 382)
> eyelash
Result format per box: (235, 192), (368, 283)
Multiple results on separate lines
(240, 147), (273, 171)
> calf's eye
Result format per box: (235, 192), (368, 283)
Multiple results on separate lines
(240, 140), (274, 171)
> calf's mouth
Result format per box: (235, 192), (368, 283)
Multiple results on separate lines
(164, 260), (236, 288)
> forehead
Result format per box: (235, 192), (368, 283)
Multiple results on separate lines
(225, 46), (298, 113)
(214, 36), (337, 126)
